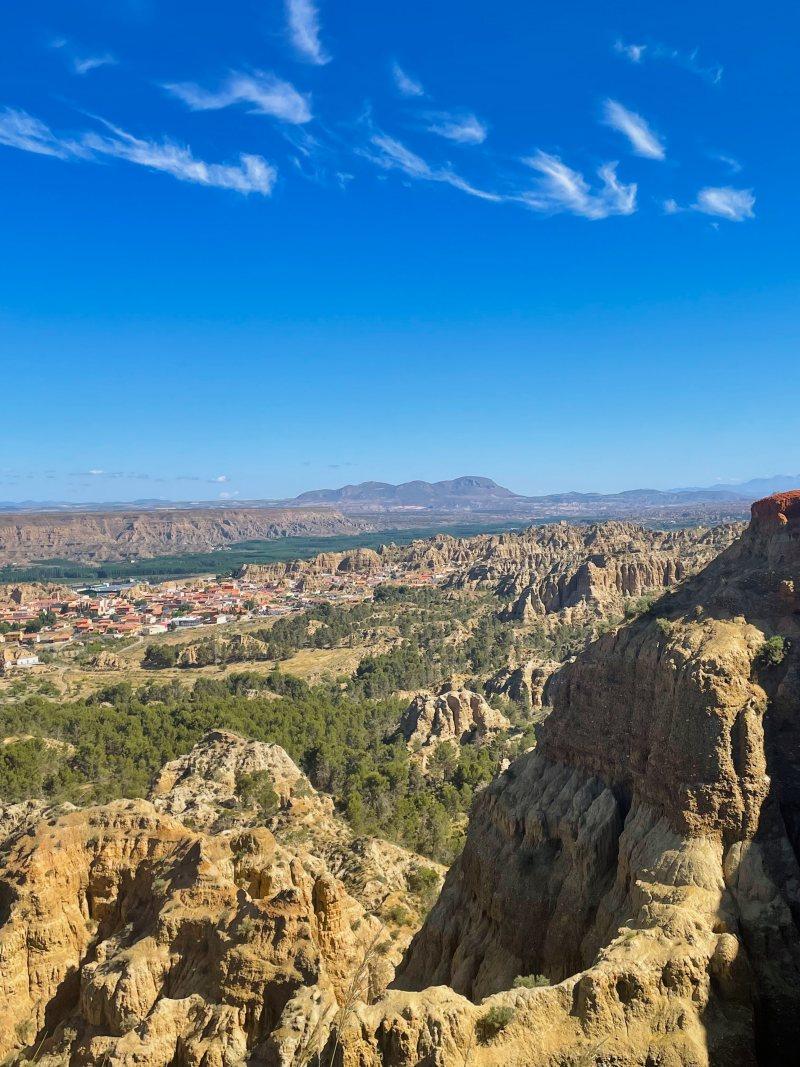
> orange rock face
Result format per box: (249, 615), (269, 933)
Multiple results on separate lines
(751, 489), (800, 527)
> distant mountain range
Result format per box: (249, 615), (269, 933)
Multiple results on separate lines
(1, 474), (798, 515)
(289, 474), (800, 512)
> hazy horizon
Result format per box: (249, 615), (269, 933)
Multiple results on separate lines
(1, 470), (798, 508)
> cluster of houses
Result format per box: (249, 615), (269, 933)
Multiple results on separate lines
(0, 578), (268, 674)
(0, 558), (441, 675)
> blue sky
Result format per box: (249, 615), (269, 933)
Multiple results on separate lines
(1, 0), (798, 502)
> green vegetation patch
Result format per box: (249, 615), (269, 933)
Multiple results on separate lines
(476, 1005), (515, 1043)
(0, 672), (524, 864)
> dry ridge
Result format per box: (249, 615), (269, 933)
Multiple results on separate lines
(0, 508), (371, 565)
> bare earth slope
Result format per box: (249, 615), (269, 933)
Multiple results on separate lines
(0, 508), (371, 565)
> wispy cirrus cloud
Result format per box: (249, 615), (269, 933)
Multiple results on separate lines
(0, 107), (277, 195)
(663, 186), (755, 221)
(73, 53), (117, 75)
(72, 470), (233, 484)
(364, 132), (502, 202)
(693, 186), (755, 221)
(520, 152), (637, 219)
(710, 151), (742, 175)
(425, 111), (488, 145)
(51, 37), (118, 76)
(285, 0), (330, 65)
(391, 62), (424, 98)
(164, 71), (311, 124)
(365, 130), (636, 221)
(602, 99), (665, 160)
(0, 108), (87, 159)
(614, 38), (723, 84)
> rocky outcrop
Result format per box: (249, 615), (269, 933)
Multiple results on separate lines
(0, 731), (445, 1066)
(0, 799), (390, 1066)
(240, 546), (384, 583)
(0, 582), (75, 606)
(86, 650), (123, 670)
(0, 508), (371, 565)
(484, 657), (559, 709)
(374, 492), (800, 1063)
(451, 520), (742, 621)
(172, 632), (271, 668)
(151, 729), (314, 828)
(396, 688), (511, 756)
(151, 731), (444, 921)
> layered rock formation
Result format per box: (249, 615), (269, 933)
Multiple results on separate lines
(448, 520), (742, 622)
(484, 656), (560, 709)
(365, 492), (799, 1063)
(150, 731), (444, 923)
(0, 800), (387, 1065)
(241, 522), (738, 626)
(0, 731), (444, 1066)
(240, 546), (383, 583)
(396, 688), (511, 758)
(0, 508), (371, 565)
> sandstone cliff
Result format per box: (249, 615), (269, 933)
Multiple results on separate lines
(484, 656), (560, 709)
(369, 493), (800, 1063)
(0, 508), (371, 565)
(448, 520), (742, 622)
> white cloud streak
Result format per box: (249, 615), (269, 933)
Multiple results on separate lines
(614, 39), (723, 84)
(364, 128), (638, 220)
(391, 62), (424, 97)
(365, 133), (502, 202)
(692, 186), (755, 221)
(711, 152), (742, 175)
(164, 71), (311, 124)
(602, 99), (665, 160)
(0, 108), (87, 159)
(73, 53), (117, 75)
(285, 0), (330, 65)
(520, 152), (637, 219)
(50, 38), (118, 76)
(0, 107), (277, 195)
(426, 111), (487, 145)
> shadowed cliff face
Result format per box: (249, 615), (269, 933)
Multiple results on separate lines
(385, 492), (800, 1065)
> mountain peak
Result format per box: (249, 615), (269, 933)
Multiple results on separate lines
(293, 476), (517, 509)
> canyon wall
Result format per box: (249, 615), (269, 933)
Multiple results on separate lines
(375, 494), (800, 1064)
